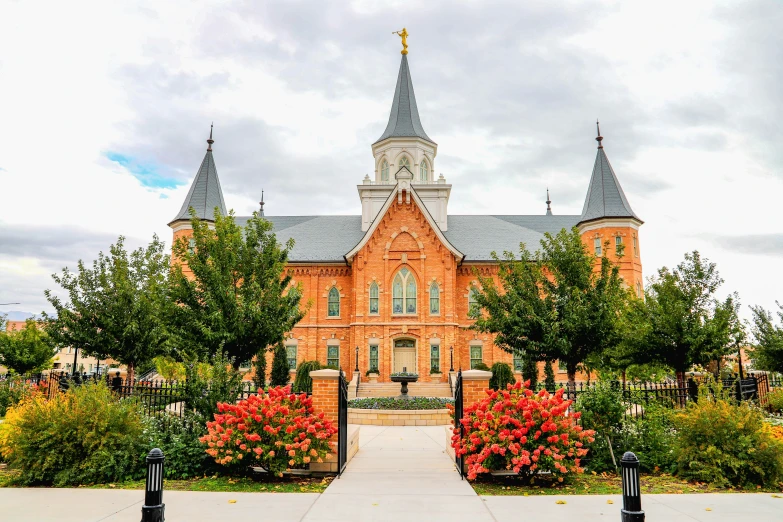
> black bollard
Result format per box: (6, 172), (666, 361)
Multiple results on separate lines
(620, 451), (645, 521)
(141, 448), (165, 522)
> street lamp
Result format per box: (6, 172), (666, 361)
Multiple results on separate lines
(449, 346), (454, 372)
(355, 346), (359, 372)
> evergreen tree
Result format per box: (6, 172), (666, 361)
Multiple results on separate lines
(471, 227), (629, 391)
(43, 235), (171, 383)
(252, 349), (267, 389)
(169, 209), (306, 368)
(544, 360), (556, 391)
(270, 343), (290, 387)
(522, 354), (538, 389)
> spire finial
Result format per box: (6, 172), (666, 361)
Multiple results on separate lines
(259, 189), (265, 216)
(207, 122), (214, 151)
(393, 28), (409, 55)
(596, 119), (603, 149)
(546, 188), (553, 215)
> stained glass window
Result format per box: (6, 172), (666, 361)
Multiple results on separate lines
(392, 267), (416, 314)
(369, 345), (379, 372)
(328, 287), (340, 317)
(430, 345), (440, 372)
(429, 283), (440, 315)
(399, 156), (410, 169)
(470, 345), (483, 369)
(369, 282), (379, 314)
(468, 287), (480, 316)
(513, 352), (523, 372)
(286, 344), (297, 369)
(327, 345), (339, 367)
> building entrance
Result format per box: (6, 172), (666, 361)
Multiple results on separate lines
(393, 339), (416, 373)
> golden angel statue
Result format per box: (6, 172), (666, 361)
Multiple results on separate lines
(393, 28), (409, 55)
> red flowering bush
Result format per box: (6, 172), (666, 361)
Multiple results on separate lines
(451, 381), (595, 480)
(200, 386), (337, 476)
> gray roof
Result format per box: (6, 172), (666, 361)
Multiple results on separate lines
(170, 149), (227, 223)
(579, 147), (640, 224)
(374, 55), (434, 145)
(237, 214), (579, 263)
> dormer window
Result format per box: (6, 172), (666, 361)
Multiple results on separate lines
(420, 161), (428, 182)
(381, 160), (389, 182)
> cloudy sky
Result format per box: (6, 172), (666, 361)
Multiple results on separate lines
(0, 0), (781, 321)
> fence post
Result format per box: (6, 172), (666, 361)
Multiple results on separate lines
(620, 451), (644, 522)
(141, 448), (165, 522)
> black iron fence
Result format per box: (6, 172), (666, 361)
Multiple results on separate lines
(337, 370), (348, 477)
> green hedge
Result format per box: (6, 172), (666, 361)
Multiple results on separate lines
(349, 397), (453, 410)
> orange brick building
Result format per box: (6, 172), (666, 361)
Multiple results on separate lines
(168, 51), (643, 384)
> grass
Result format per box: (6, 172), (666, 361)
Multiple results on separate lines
(471, 471), (783, 496)
(0, 465), (332, 493)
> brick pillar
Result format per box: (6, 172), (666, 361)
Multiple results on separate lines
(309, 369), (341, 472)
(461, 369), (492, 407)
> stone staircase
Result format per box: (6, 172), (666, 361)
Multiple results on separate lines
(356, 382), (453, 398)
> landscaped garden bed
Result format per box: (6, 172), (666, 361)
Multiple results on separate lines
(348, 397), (453, 410)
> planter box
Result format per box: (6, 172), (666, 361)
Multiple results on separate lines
(430, 372), (443, 383)
(367, 373), (379, 384)
(348, 408), (452, 426)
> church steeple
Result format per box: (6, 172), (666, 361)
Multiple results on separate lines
(169, 126), (227, 225)
(578, 124), (641, 225)
(374, 53), (434, 144)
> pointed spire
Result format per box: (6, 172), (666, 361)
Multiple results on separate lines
(207, 122), (214, 151)
(596, 119), (603, 149)
(168, 127), (227, 225)
(546, 188), (552, 215)
(374, 54), (434, 144)
(579, 124), (642, 225)
(259, 190), (265, 217)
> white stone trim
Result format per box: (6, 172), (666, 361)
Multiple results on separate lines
(577, 218), (642, 233)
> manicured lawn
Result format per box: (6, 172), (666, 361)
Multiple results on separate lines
(0, 465), (332, 493)
(471, 472), (783, 496)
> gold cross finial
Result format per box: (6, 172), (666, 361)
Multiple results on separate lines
(393, 28), (409, 55)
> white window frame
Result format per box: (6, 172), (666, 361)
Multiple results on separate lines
(594, 238), (602, 257)
(392, 267), (417, 315)
(369, 282), (379, 315)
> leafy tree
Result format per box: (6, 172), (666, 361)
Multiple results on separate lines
(544, 360), (556, 390)
(622, 251), (743, 386)
(270, 343), (290, 386)
(471, 227), (629, 391)
(43, 236), (170, 383)
(153, 355), (186, 381)
(749, 303), (783, 374)
(169, 210), (306, 368)
(0, 319), (56, 374)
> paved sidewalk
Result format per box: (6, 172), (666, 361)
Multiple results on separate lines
(0, 425), (781, 521)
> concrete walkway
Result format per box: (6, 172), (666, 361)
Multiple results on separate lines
(0, 425), (781, 521)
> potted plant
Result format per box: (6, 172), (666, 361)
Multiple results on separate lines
(365, 367), (379, 384)
(390, 370), (419, 398)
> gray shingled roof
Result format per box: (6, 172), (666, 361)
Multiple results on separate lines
(170, 149), (227, 223)
(374, 55), (434, 145)
(236, 214), (579, 262)
(579, 148), (641, 224)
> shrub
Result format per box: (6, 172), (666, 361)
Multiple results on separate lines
(293, 360), (321, 394)
(767, 388), (783, 414)
(672, 393), (783, 487)
(472, 362), (491, 372)
(0, 377), (40, 417)
(201, 387), (337, 476)
(146, 414), (214, 479)
(618, 404), (676, 474)
(575, 381), (625, 471)
(270, 344), (290, 387)
(0, 382), (147, 486)
(451, 381), (595, 480)
(183, 352), (246, 422)
(349, 397), (453, 410)
(489, 362), (516, 391)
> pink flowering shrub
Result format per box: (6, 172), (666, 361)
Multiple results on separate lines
(451, 381), (595, 480)
(200, 386), (337, 476)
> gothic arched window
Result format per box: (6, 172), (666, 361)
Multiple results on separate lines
(381, 160), (389, 182)
(392, 267), (416, 315)
(420, 161), (428, 182)
(328, 287), (340, 317)
(398, 156), (411, 170)
(369, 282), (379, 315)
(429, 283), (440, 315)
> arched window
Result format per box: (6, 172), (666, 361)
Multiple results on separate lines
(381, 160), (389, 182)
(420, 161), (428, 182)
(398, 156), (411, 170)
(392, 267), (416, 314)
(429, 283), (440, 315)
(468, 287), (480, 316)
(328, 287), (340, 317)
(369, 282), (379, 315)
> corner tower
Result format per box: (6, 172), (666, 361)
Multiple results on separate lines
(359, 32), (451, 231)
(168, 126), (227, 262)
(577, 123), (644, 296)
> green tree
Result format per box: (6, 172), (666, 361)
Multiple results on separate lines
(522, 354), (538, 389)
(169, 210), (306, 368)
(622, 251), (743, 387)
(471, 228), (629, 391)
(749, 303), (783, 374)
(544, 360), (556, 390)
(43, 236), (170, 383)
(252, 349), (267, 389)
(270, 343), (290, 387)
(489, 362), (516, 390)
(0, 319), (56, 375)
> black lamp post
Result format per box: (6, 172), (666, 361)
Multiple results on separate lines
(355, 346), (359, 372)
(449, 346), (454, 372)
(620, 451), (645, 521)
